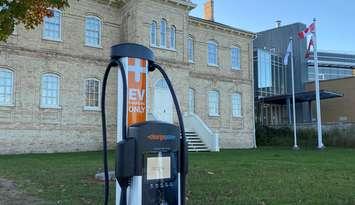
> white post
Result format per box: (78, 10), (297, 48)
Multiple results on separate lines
(312, 18), (325, 149)
(290, 37), (299, 150)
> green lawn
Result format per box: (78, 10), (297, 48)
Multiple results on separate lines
(1, 148), (355, 205)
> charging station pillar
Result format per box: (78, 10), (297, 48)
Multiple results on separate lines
(117, 57), (148, 204)
(113, 44), (153, 205)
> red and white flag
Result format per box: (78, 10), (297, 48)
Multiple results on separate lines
(305, 37), (314, 59)
(298, 23), (315, 39)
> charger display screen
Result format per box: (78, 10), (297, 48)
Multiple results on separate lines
(146, 156), (171, 180)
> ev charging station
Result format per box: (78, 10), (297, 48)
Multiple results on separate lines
(101, 43), (188, 205)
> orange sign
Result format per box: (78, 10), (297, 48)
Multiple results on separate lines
(127, 58), (147, 125)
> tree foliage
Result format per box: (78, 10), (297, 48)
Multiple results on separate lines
(0, 0), (69, 41)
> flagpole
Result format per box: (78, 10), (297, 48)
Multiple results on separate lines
(290, 37), (299, 150)
(312, 18), (325, 149)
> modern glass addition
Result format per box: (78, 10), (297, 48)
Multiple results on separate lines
(257, 49), (272, 88)
(308, 66), (353, 81)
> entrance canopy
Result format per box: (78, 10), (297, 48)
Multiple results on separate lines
(257, 90), (343, 105)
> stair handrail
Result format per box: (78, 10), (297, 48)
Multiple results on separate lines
(183, 113), (220, 152)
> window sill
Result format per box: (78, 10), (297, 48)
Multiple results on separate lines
(40, 105), (62, 110)
(208, 114), (220, 117)
(42, 37), (63, 43)
(0, 104), (15, 108)
(83, 106), (100, 112)
(208, 64), (219, 68)
(85, 44), (103, 49)
(232, 116), (243, 119)
(188, 60), (194, 64)
(231, 67), (241, 71)
(150, 45), (177, 52)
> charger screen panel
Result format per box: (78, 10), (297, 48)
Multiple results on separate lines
(146, 156), (171, 180)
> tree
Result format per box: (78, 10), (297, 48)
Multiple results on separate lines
(0, 0), (69, 41)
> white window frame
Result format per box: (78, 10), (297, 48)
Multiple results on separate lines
(160, 19), (167, 48)
(150, 21), (157, 46)
(187, 36), (194, 63)
(0, 68), (14, 106)
(42, 9), (62, 42)
(84, 78), (100, 111)
(188, 88), (195, 114)
(85, 16), (102, 48)
(208, 90), (219, 117)
(170, 25), (176, 49)
(231, 46), (241, 70)
(40, 73), (60, 109)
(232, 93), (242, 117)
(207, 41), (218, 66)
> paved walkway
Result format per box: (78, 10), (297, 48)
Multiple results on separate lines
(0, 178), (49, 205)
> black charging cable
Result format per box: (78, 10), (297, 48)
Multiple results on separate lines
(101, 60), (129, 205)
(150, 63), (188, 205)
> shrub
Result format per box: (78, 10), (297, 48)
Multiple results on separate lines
(256, 124), (355, 148)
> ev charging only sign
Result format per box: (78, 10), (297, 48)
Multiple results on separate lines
(127, 58), (147, 125)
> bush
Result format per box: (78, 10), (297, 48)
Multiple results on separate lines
(256, 124), (355, 148)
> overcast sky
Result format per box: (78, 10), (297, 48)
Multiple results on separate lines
(190, 0), (355, 52)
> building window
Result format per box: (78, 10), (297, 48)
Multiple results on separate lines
(231, 46), (241, 70)
(208, 91), (219, 116)
(208, 41), (218, 66)
(170, 26), (176, 49)
(0, 68), (14, 106)
(41, 73), (60, 108)
(187, 36), (194, 63)
(85, 16), (102, 47)
(188, 88), (195, 113)
(43, 9), (62, 41)
(150, 21), (157, 46)
(257, 49), (272, 88)
(232, 93), (242, 117)
(160, 19), (167, 48)
(85, 79), (100, 110)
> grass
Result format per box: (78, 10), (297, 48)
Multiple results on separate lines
(1, 148), (355, 205)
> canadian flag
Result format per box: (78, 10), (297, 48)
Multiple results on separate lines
(305, 37), (314, 59)
(298, 23), (316, 39)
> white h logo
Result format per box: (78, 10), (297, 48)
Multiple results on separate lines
(128, 59), (146, 82)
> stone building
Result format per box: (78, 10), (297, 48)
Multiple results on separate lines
(0, 0), (255, 154)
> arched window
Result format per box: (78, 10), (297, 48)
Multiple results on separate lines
(41, 73), (60, 108)
(188, 88), (195, 113)
(231, 46), (241, 69)
(150, 21), (157, 46)
(85, 16), (102, 47)
(155, 79), (168, 89)
(208, 90), (219, 116)
(232, 93), (242, 117)
(0, 68), (14, 106)
(85, 78), (100, 109)
(160, 19), (167, 48)
(170, 25), (176, 49)
(207, 41), (218, 66)
(187, 35), (194, 63)
(43, 9), (62, 41)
